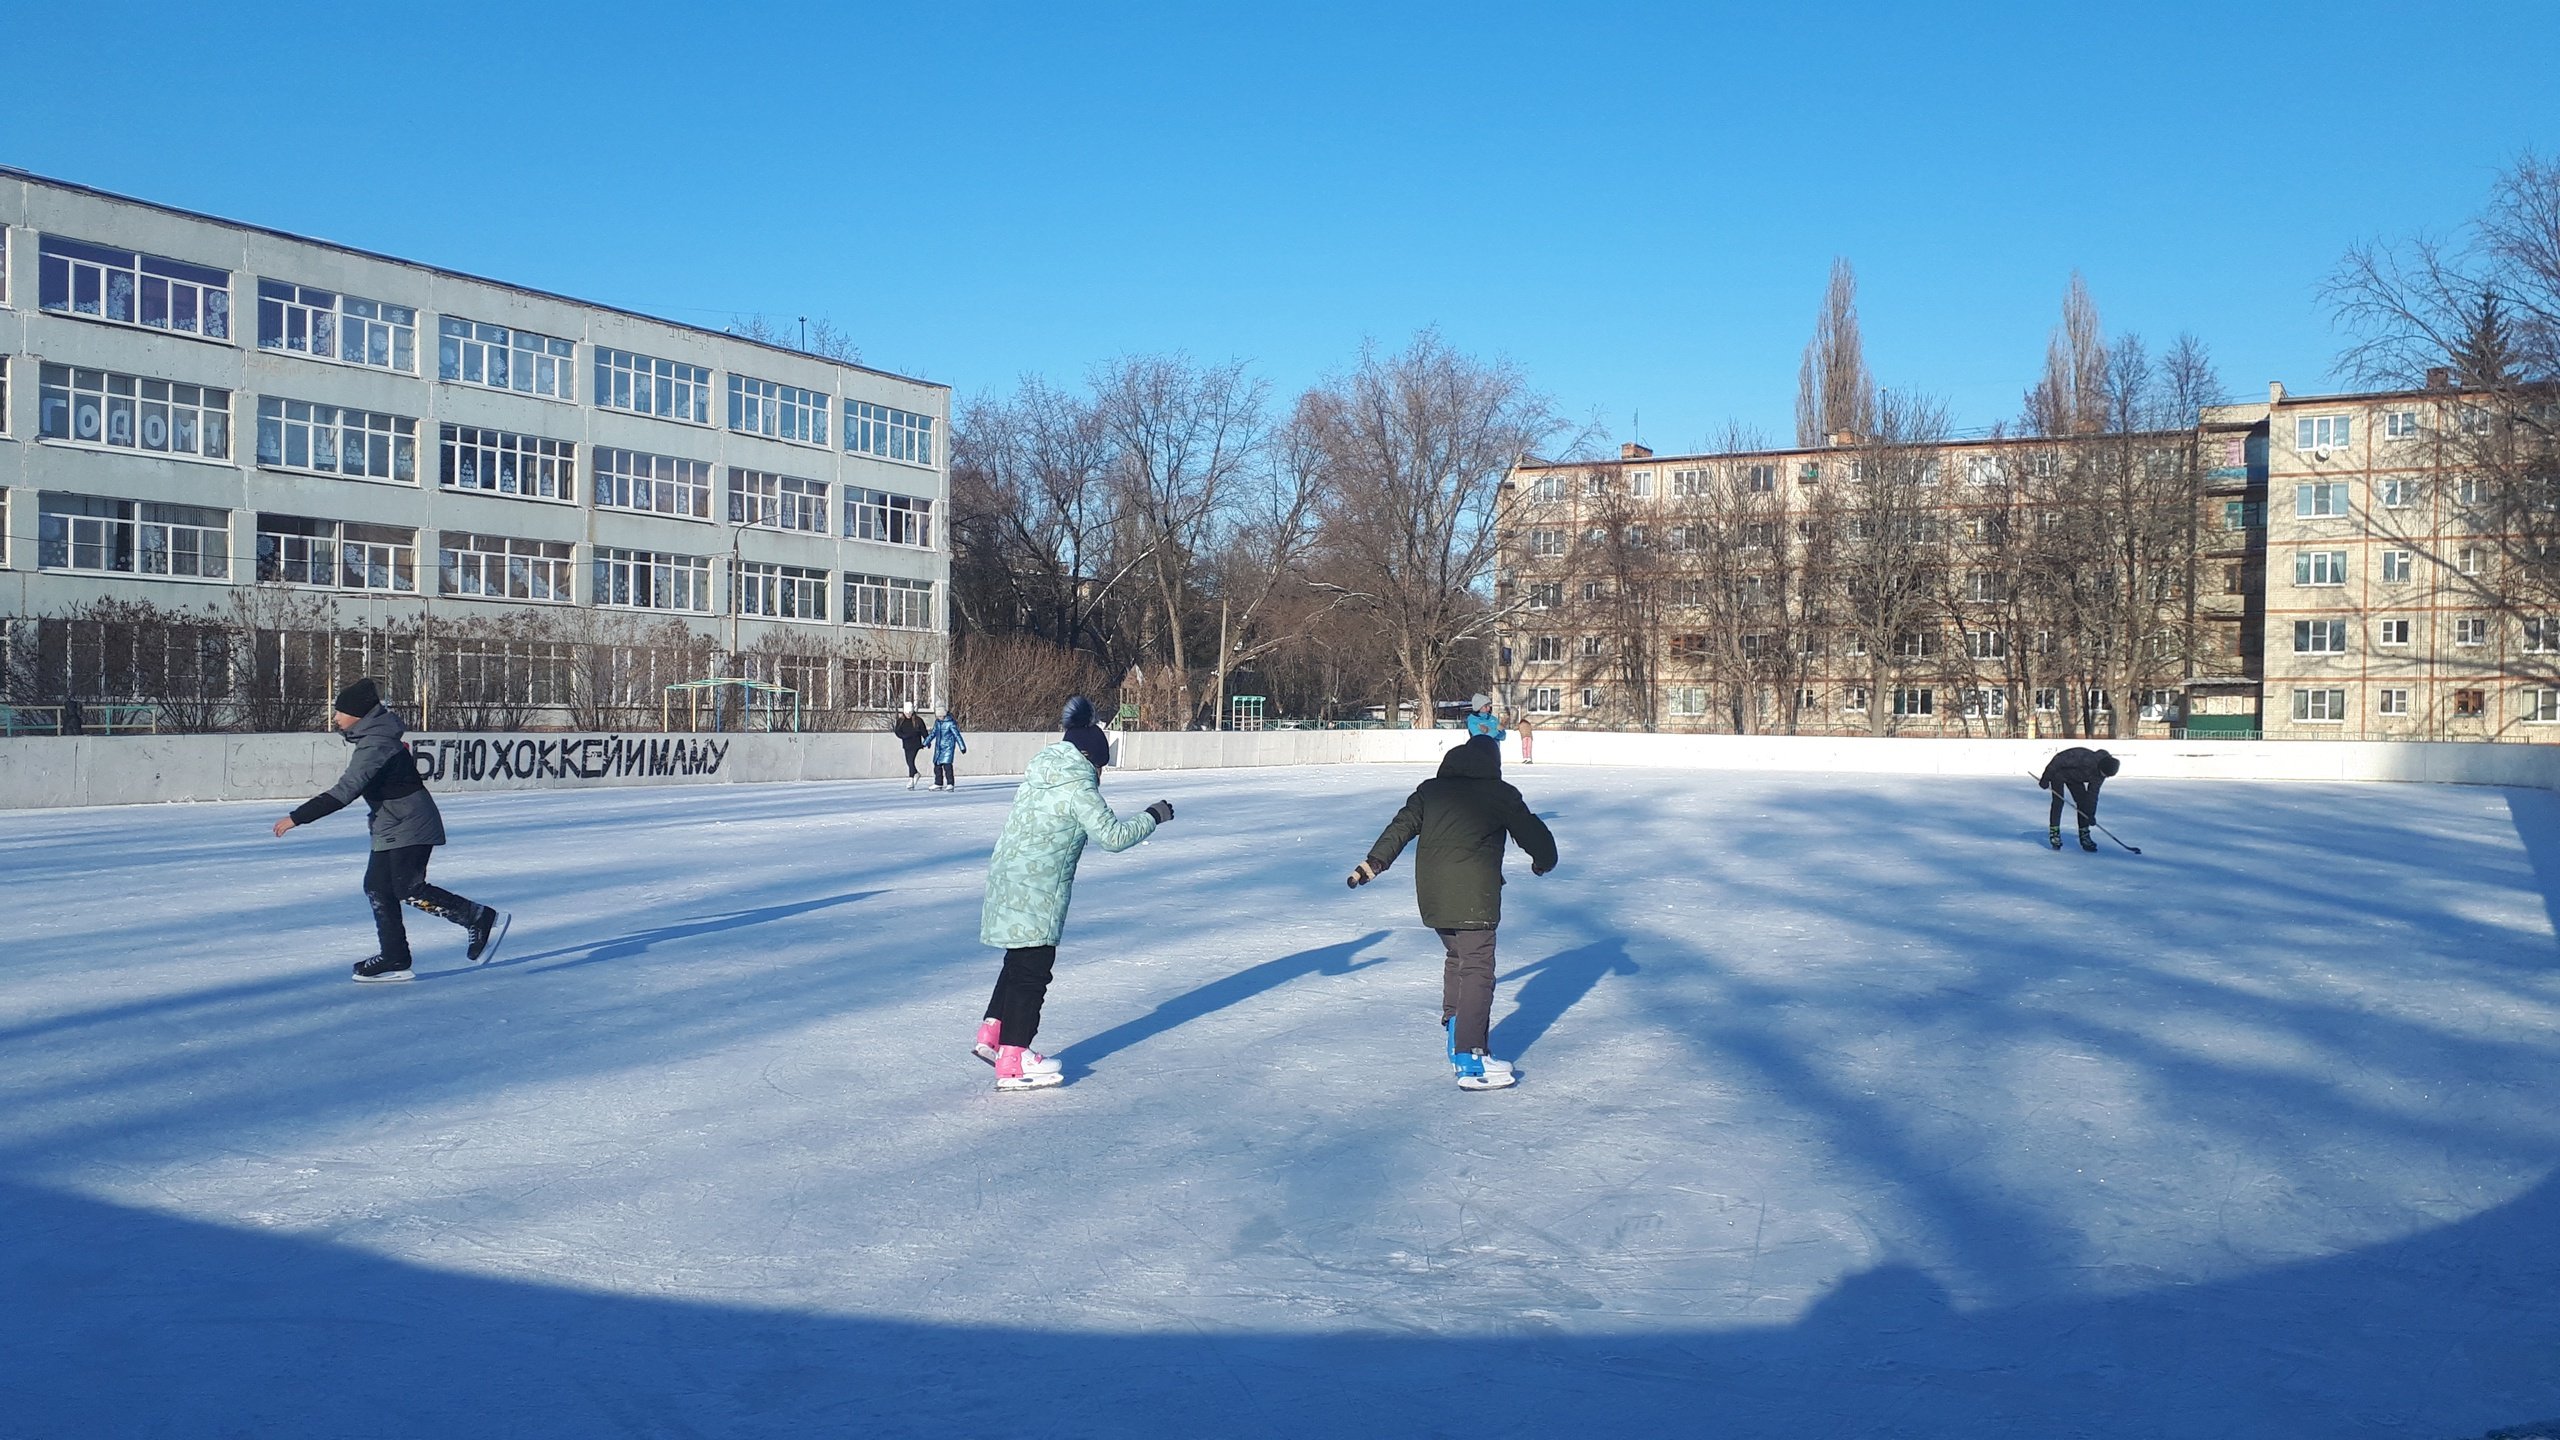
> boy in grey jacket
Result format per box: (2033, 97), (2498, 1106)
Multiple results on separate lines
(272, 678), (506, 981)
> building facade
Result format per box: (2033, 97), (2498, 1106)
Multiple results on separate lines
(0, 169), (950, 726)
(1498, 378), (2559, 742)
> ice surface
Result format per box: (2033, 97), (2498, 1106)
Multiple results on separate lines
(4, 762), (2559, 1439)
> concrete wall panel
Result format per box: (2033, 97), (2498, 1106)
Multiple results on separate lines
(8, 728), (2560, 810)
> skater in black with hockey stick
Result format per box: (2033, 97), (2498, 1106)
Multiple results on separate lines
(2037, 746), (2120, 852)
(272, 678), (507, 980)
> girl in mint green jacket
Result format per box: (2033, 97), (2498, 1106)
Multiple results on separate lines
(971, 738), (1173, 1091)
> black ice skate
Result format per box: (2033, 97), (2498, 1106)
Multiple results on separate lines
(2048, 826), (2063, 850)
(469, 906), (509, 963)
(2078, 828), (2098, 852)
(352, 954), (413, 983)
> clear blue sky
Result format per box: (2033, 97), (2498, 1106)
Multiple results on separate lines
(8, 2), (2556, 454)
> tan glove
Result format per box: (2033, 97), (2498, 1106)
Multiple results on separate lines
(1346, 861), (1378, 889)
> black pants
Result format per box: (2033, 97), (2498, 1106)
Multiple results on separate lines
(2048, 778), (2100, 829)
(935, 760), (956, 787)
(985, 944), (1058, 1048)
(363, 844), (480, 968)
(1439, 927), (1498, 1053)
(902, 743), (923, 778)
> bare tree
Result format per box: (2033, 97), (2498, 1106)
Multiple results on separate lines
(725, 314), (863, 365)
(1833, 390), (1954, 734)
(2025, 272), (2110, 438)
(1090, 355), (1270, 727)
(1795, 258), (1878, 447)
(1310, 332), (1565, 727)
(2327, 153), (2560, 634)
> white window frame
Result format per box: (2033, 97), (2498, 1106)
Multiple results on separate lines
(594, 547), (714, 613)
(2291, 687), (2347, 723)
(38, 493), (232, 579)
(845, 400), (936, 466)
(2527, 688), (2560, 724)
(439, 424), (576, 503)
(2295, 482), (2349, 519)
(2455, 616), (2487, 647)
(2295, 414), (2352, 452)
(1529, 528), (1563, 558)
(2381, 550), (2413, 583)
(2379, 478), (2412, 509)
(1670, 468), (1708, 498)
(847, 488), (934, 548)
(1580, 686), (1602, 709)
(1892, 687), (1933, 717)
(2378, 687), (2410, 716)
(734, 559), (831, 621)
(1666, 685), (1707, 716)
(38, 364), (232, 462)
(38, 235), (231, 339)
(1628, 471), (1653, 498)
(729, 468), (830, 534)
(1526, 686), (1561, 714)
(256, 398), (418, 484)
(1531, 474), (1567, 502)
(1529, 635), (1562, 663)
(257, 280), (417, 372)
(1744, 463), (1776, 493)
(2459, 545), (2483, 576)
(2529, 618), (2560, 654)
(593, 447), (714, 520)
(729, 374), (831, 447)
(844, 572), (935, 630)
(2033, 687), (2059, 713)
(2293, 619), (2348, 654)
(1843, 686), (1870, 713)
(2377, 618), (2411, 647)
(2293, 549), (2348, 586)
(1967, 629), (2006, 660)
(595, 347), (713, 424)
(845, 657), (935, 712)
(439, 317), (575, 400)
(2384, 410), (2421, 441)
(255, 513), (417, 593)
(439, 531), (575, 603)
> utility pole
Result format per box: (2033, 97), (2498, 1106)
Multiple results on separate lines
(1212, 595), (1230, 731)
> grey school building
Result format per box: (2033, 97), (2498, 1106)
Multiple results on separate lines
(0, 168), (949, 724)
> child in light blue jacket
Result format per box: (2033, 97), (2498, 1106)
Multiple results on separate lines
(929, 712), (967, 790)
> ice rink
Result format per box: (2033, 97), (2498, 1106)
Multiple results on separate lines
(5, 758), (2559, 1439)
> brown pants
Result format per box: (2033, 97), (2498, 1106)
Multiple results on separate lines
(1438, 926), (1498, 1053)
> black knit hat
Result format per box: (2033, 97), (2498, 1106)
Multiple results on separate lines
(333, 677), (382, 717)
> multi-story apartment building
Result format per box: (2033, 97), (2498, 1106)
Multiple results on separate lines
(1496, 431), (2208, 740)
(2252, 379), (2560, 740)
(1498, 376), (2559, 741)
(0, 168), (949, 723)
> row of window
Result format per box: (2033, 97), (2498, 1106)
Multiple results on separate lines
(2266, 475), (2491, 524)
(2291, 546), (2490, 586)
(2289, 685), (2553, 722)
(23, 364), (935, 542)
(2292, 614), (2550, 653)
(22, 231), (939, 465)
(1520, 626), (2150, 664)
(1525, 684), (2160, 719)
(18, 493), (938, 626)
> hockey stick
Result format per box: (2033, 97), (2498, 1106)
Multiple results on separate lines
(2027, 771), (2141, 855)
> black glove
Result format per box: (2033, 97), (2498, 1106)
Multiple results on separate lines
(1144, 800), (1174, 824)
(1531, 858), (1555, 876)
(1346, 861), (1378, 889)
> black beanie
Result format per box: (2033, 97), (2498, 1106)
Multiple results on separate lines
(333, 677), (381, 717)
(1061, 694), (1110, 770)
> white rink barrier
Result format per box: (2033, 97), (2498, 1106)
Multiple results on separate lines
(0, 726), (2555, 810)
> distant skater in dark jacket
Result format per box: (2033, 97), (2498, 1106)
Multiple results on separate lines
(2038, 746), (2120, 852)
(1348, 735), (1557, 1090)
(892, 702), (929, 789)
(272, 679), (506, 981)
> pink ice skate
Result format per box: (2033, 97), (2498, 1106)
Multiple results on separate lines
(994, 1044), (1064, 1092)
